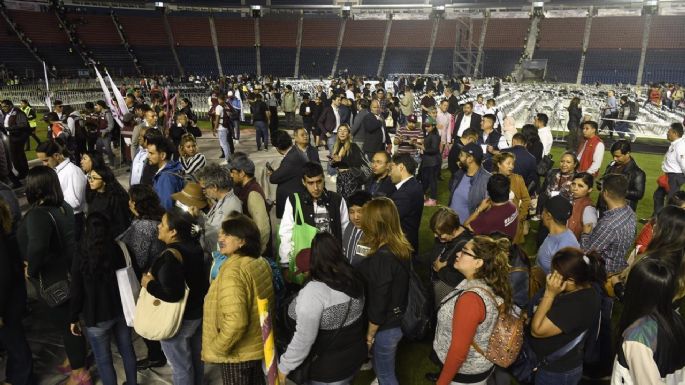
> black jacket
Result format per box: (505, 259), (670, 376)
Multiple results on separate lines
(357, 246), (409, 331)
(478, 129), (502, 153)
(390, 177), (424, 253)
(87, 188), (132, 239)
(69, 243), (126, 326)
(366, 174), (396, 197)
(503, 145), (538, 191)
(567, 105), (583, 130)
(146, 240), (208, 320)
(361, 113), (386, 154)
(317, 106), (338, 136)
(270, 147), (308, 218)
(0, 231), (25, 322)
(448, 139), (467, 175)
(287, 190), (345, 243)
(454, 112), (481, 136)
(597, 158), (646, 213)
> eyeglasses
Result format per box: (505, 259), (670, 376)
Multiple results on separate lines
(459, 248), (478, 259)
(86, 174), (102, 181)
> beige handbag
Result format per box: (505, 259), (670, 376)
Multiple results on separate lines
(133, 248), (190, 341)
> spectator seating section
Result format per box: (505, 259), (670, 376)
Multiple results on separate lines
(167, 16), (215, 75)
(483, 49), (520, 78)
(533, 50), (582, 83)
(299, 48), (336, 78)
(587, 17), (644, 50)
(383, 20), (432, 74)
(481, 18), (527, 78)
(177, 47), (219, 76)
(118, 13), (177, 75)
(383, 48), (429, 74)
(429, 48), (453, 75)
(300, 18), (340, 77)
(220, 47), (257, 75)
(260, 18), (298, 77)
(582, 49), (641, 84)
(261, 47), (296, 77)
(642, 49), (685, 84)
(0, 15), (42, 76)
(537, 18), (585, 49)
(337, 48), (382, 77)
(214, 17), (256, 75)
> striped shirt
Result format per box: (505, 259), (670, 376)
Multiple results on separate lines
(180, 153), (207, 177)
(395, 124), (422, 156)
(580, 205), (636, 274)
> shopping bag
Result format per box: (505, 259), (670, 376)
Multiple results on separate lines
(288, 193), (317, 285)
(115, 241), (140, 327)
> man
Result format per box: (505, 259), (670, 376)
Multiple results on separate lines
(227, 90), (242, 144)
(444, 87), (460, 116)
(282, 85), (297, 129)
(484, 98), (503, 131)
(366, 151), (396, 197)
(35, 141), (87, 239)
(536, 195), (579, 274)
(250, 93), (270, 152)
(19, 99), (39, 151)
(615, 96), (637, 142)
(269, 130), (308, 219)
(473, 94), (486, 116)
(0, 100), (29, 185)
(478, 114), (502, 156)
(53, 100), (65, 121)
(342, 190), (372, 266)
(361, 99), (386, 160)
(399, 86), (414, 117)
(534, 113), (553, 156)
(448, 143), (491, 224)
(94, 100), (117, 165)
(577, 120), (605, 176)
(600, 90), (619, 137)
(503, 133), (538, 191)
(581, 173), (635, 379)
(132, 107), (157, 160)
(214, 94), (234, 160)
(420, 88), (436, 123)
(278, 161), (349, 267)
(130, 125), (152, 186)
(389, 153), (424, 252)
(265, 87), (279, 134)
(652, 122), (685, 217)
(299, 94), (316, 141)
(229, 156), (272, 256)
(454, 102), (482, 138)
(350, 98), (370, 149)
(317, 93), (341, 154)
(463, 174), (518, 240)
(293, 126), (320, 163)
(147, 136), (184, 210)
(447, 128), (478, 175)
(598, 140), (645, 213)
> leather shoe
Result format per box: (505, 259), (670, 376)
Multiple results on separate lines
(136, 358), (166, 371)
(425, 372), (440, 382)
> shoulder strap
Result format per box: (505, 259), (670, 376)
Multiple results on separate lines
(116, 240), (133, 268)
(164, 248), (183, 263)
(294, 193), (305, 225)
(316, 299), (352, 356)
(466, 286), (502, 357)
(43, 208), (63, 249)
(542, 330), (588, 364)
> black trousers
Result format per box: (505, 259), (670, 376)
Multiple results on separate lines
(45, 299), (87, 369)
(0, 284), (34, 385)
(220, 360), (264, 385)
(143, 338), (166, 362)
(9, 139), (29, 179)
(652, 172), (685, 216)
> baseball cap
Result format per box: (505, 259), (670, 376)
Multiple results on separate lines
(461, 143), (483, 163)
(229, 156), (255, 175)
(544, 195), (573, 223)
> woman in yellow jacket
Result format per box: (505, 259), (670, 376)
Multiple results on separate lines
(202, 214), (275, 385)
(492, 152), (531, 244)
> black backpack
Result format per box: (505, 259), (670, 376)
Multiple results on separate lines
(400, 260), (431, 341)
(628, 101), (639, 120)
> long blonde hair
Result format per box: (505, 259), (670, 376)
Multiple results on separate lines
(360, 197), (413, 259)
(332, 124), (352, 158)
(471, 235), (514, 313)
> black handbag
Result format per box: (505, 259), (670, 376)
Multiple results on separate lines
(287, 299), (352, 385)
(36, 208), (71, 308)
(536, 154), (554, 176)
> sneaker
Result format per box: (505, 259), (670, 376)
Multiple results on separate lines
(359, 360), (373, 371)
(424, 199), (437, 206)
(369, 378), (379, 385)
(136, 358), (166, 371)
(263, 148), (269, 152)
(639, 217), (651, 224)
(233, 139), (239, 145)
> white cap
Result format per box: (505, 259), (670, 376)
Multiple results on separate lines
(227, 91), (234, 97)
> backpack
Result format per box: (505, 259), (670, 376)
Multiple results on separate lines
(469, 287), (524, 368)
(400, 260), (432, 341)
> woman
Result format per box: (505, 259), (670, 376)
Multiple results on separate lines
(428, 207), (471, 308)
(179, 134), (206, 179)
(143, 208), (209, 385)
(0, 198), (34, 385)
(492, 152), (531, 245)
(530, 248), (604, 385)
(612, 257), (685, 384)
(566, 97), (583, 151)
(417, 118), (441, 206)
(86, 165), (132, 239)
(634, 191), (685, 254)
(202, 214), (275, 385)
(640, 205), (685, 301)
(330, 124), (365, 199)
(17, 166), (89, 385)
(79, 151), (104, 175)
(116, 184), (167, 370)
(433, 235), (513, 385)
(567, 172), (597, 240)
(68, 213), (137, 385)
(521, 124), (543, 163)
(170, 113), (192, 148)
(178, 98), (198, 128)
(356, 197), (411, 385)
(278, 232), (367, 385)
(537, 151), (578, 244)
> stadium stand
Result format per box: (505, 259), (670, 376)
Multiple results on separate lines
(383, 20), (433, 74)
(533, 17), (585, 83)
(215, 17), (256, 75)
(260, 18), (298, 77)
(643, 16), (685, 83)
(482, 18), (528, 77)
(300, 18), (340, 77)
(337, 20), (385, 77)
(583, 16), (644, 84)
(117, 13), (178, 75)
(168, 15), (217, 76)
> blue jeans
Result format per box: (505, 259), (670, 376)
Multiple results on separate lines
(326, 135), (337, 176)
(534, 365), (582, 385)
(161, 318), (204, 385)
(308, 374), (355, 385)
(372, 327), (403, 385)
(614, 121), (631, 138)
(232, 118), (241, 140)
(255, 121), (269, 150)
(84, 317), (137, 385)
(218, 127), (231, 159)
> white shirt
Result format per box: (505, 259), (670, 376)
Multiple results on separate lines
(578, 139), (605, 175)
(484, 107), (504, 129)
(333, 106), (341, 132)
(395, 176), (412, 190)
(278, 195), (349, 265)
(130, 148), (148, 186)
(215, 104), (228, 129)
(345, 90), (355, 100)
(538, 126), (554, 156)
(662, 137), (685, 174)
(473, 102), (486, 116)
(457, 113), (472, 137)
(55, 159), (87, 214)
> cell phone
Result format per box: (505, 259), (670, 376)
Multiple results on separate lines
(266, 162), (274, 172)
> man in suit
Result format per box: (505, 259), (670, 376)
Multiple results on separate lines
(477, 114), (502, 156)
(453, 101), (482, 138)
(389, 153), (424, 253)
(351, 98), (370, 150)
(503, 133), (538, 193)
(362, 100), (387, 160)
(317, 93), (342, 176)
(269, 130), (307, 219)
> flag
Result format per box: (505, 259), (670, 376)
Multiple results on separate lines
(43, 62), (52, 112)
(93, 64), (123, 127)
(106, 69), (128, 117)
(258, 298), (279, 385)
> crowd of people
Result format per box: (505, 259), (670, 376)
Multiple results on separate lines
(0, 75), (684, 385)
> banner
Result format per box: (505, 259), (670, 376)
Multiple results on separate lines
(43, 62), (52, 112)
(106, 69), (129, 117)
(92, 64), (123, 127)
(258, 298), (279, 385)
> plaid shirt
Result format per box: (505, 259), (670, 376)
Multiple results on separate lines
(581, 205), (636, 274)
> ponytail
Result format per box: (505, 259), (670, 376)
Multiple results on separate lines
(552, 248), (607, 285)
(473, 235), (514, 313)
